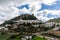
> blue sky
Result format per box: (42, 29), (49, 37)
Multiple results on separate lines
(40, 1), (60, 10)
(17, 1), (60, 10)
(17, 4), (29, 9)
(0, 0), (60, 24)
(17, 0), (60, 20)
(47, 13), (59, 18)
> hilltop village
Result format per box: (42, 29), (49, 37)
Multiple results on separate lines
(0, 14), (60, 40)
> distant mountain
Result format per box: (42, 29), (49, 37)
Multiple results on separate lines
(0, 14), (37, 26)
(47, 17), (60, 23)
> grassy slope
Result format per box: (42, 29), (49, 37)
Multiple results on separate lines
(32, 36), (47, 40)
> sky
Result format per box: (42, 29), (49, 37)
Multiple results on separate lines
(0, 0), (60, 24)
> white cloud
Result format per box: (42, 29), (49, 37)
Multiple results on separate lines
(20, 8), (30, 13)
(42, 0), (57, 5)
(0, 0), (59, 24)
(35, 9), (60, 21)
(0, 3), (19, 24)
(44, 9), (60, 16)
(29, 1), (41, 12)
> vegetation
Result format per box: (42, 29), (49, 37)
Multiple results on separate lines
(32, 36), (47, 40)
(0, 33), (47, 40)
(0, 34), (12, 40)
(0, 33), (21, 40)
(44, 27), (52, 31)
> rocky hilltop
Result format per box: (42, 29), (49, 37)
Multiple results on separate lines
(0, 14), (43, 33)
(0, 14), (38, 26)
(0, 14), (60, 40)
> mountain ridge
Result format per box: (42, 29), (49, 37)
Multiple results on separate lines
(47, 17), (60, 23)
(0, 14), (38, 26)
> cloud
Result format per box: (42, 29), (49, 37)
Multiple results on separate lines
(0, 3), (19, 24)
(0, 0), (59, 24)
(42, 0), (57, 5)
(35, 9), (60, 21)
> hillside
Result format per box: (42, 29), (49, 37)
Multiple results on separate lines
(0, 14), (37, 26)
(47, 17), (60, 23)
(10, 14), (37, 21)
